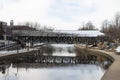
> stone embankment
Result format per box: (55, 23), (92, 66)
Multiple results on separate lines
(75, 44), (120, 80)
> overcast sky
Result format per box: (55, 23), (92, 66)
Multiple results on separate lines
(0, 0), (120, 30)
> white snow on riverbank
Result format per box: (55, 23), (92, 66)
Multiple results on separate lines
(115, 46), (120, 52)
(0, 48), (34, 56)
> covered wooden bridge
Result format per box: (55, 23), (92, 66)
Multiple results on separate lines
(13, 30), (106, 44)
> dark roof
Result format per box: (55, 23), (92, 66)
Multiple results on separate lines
(11, 25), (35, 30)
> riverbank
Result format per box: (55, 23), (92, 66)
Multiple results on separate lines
(0, 48), (36, 57)
(0, 42), (45, 57)
(75, 44), (120, 80)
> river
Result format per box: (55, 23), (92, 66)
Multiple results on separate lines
(0, 44), (112, 80)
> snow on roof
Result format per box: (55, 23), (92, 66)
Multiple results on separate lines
(53, 30), (104, 37)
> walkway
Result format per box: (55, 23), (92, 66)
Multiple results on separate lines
(0, 42), (45, 57)
(99, 51), (120, 80)
(0, 48), (35, 57)
(75, 44), (120, 80)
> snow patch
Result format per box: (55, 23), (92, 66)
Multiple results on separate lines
(115, 46), (120, 52)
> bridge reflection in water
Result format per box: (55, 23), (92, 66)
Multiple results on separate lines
(0, 44), (112, 80)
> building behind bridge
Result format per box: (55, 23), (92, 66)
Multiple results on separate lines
(0, 21), (12, 40)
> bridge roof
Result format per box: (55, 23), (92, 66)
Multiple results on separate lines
(53, 30), (104, 37)
(13, 30), (104, 37)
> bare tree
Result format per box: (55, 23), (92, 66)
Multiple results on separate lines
(78, 21), (96, 30)
(101, 12), (120, 42)
(114, 12), (120, 27)
(0, 22), (4, 36)
(101, 20), (110, 33)
(43, 25), (54, 31)
(86, 21), (95, 30)
(23, 22), (41, 30)
(18, 22), (54, 31)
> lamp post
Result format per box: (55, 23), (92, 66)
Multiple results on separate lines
(25, 37), (29, 51)
(16, 37), (19, 53)
(8, 37), (10, 51)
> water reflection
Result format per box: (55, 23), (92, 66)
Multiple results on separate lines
(0, 44), (112, 80)
(0, 63), (107, 80)
(50, 44), (76, 56)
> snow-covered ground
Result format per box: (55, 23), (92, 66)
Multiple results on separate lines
(0, 40), (15, 44)
(0, 42), (46, 56)
(115, 46), (120, 53)
(0, 48), (34, 57)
